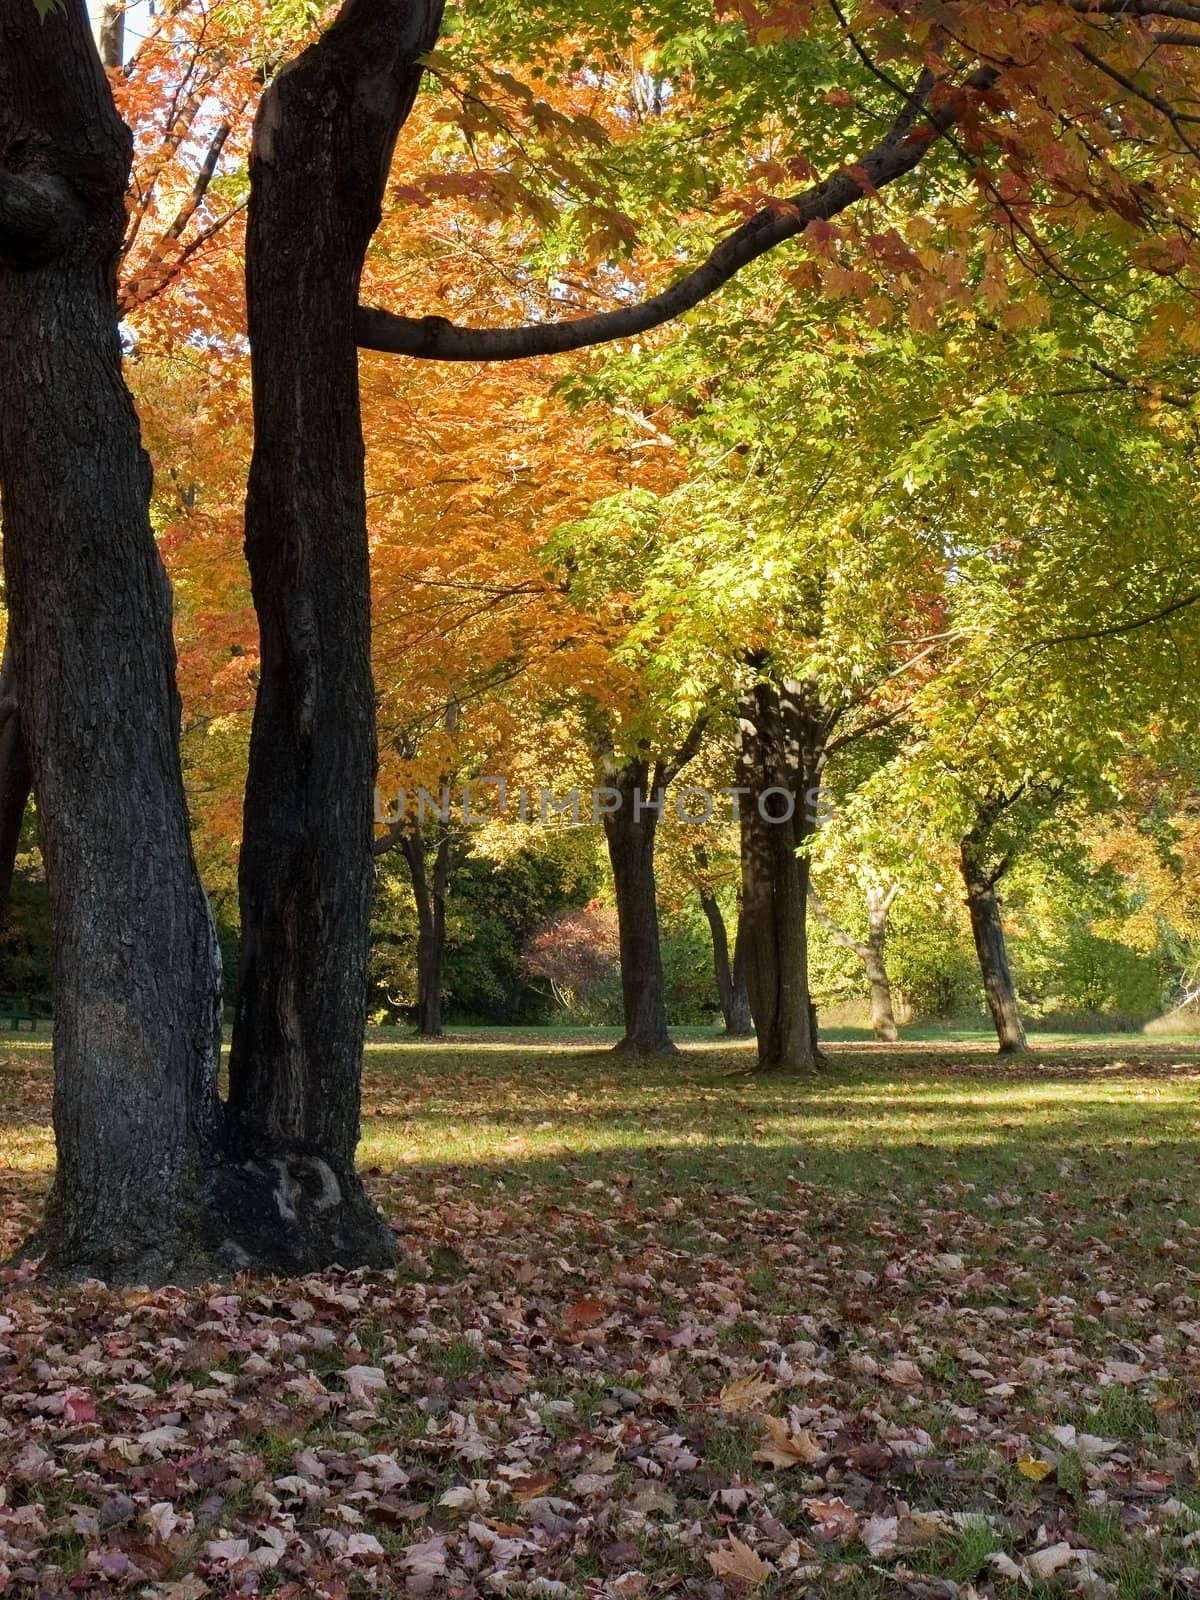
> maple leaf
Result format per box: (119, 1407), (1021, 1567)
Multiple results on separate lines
(563, 1295), (605, 1328)
(706, 1535), (772, 1588)
(752, 1413), (825, 1469)
(882, 1358), (924, 1390)
(860, 1513), (899, 1556)
(146, 1501), (181, 1542)
(346, 1532), (386, 1560)
(62, 1391), (97, 1425)
(806, 1496), (862, 1543)
(1017, 1453), (1055, 1481)
(204, 1537), (251, 1565)
(719, 1373), (778, 1410)
(508, 1470), (557, 1501)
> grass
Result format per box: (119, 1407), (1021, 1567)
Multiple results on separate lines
(2, 1028), (1200, 1596)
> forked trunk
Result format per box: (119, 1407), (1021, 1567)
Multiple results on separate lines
(809, 880), (900, 1042)
(401, 827), (451, 1038)
(225, 0), (444, 1272)
(960, 843), (1028, 1054)
(695, 846), (753, 1036)
(864, 884), (899, 1042)
(738, 678), (825, 1072)
(0, 1), (223, 1281)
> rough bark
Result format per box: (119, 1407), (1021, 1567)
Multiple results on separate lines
(0, 0), (224, 1281)
(694, 845), (753, 1036)
(0, 637), (32, 920)
(728, 920), (754, 1036)
(225, 0), (444, 1272)
(960, 840), (1028, 1054)
(738, 678), (827, 1072)
(809, 882), (900, 1042)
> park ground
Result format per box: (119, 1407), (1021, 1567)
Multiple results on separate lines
(1, 1030), (1199, 1598)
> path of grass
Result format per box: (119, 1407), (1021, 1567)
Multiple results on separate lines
(1, 1033), (1198, 1597)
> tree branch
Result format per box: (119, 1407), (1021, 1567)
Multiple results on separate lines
(660, 710), (711, 787)
(1069, 0), (1200, 21)
(808, 888), (869, 959)
(355, 66), (998, 362)
(1017, 589), (1200, 657)
(121, 117), (234, 309)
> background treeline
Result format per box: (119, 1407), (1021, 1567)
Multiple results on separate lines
(5, 792), (1196, 1034)
(6, 0), (1200, 1056)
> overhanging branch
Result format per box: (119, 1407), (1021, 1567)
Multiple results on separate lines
(356, 66), (998, 362)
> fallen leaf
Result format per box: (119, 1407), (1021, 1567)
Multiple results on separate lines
(706, 1535), (772, 1588)
(806, 1496), (861, 1543)
(754, 1414), (824, 1469)
(564, 1296), (605, 1328)
(883, 1358), (924, 1390)
(860, 1514), (899, 1556)
(1026, 1542), (1076, 1581)
(720, 1373), (778, 1410)
(343, 1364), (388, 1404)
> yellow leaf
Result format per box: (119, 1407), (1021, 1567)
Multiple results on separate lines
(719, 1374), (778, 1411)
(706, 1536), (772, 1588)
(1017, 1454), (1055, 1481)
(753, 1414), (825, 1468)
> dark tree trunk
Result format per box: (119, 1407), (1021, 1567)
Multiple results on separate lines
(225, 0), (444, 1272)
(728, 919), (754, 1035)
(399, 827), (451, 1038)
(738, 678), (826, 1072)
(0, 637), (32, 919)
(0, 1), (224, 1281)
(960, 842), (1028, 1054)
(592, 714), (707, 1056)
(694, 844), (753, 1036)
(603, 763), (676, 1055)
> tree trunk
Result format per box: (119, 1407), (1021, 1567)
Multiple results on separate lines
(224, 0), (444, 1272)
(0, 637), (32, 919)
(694, 845), (753, 1036)
(400, 827), (450, 1038)
(960, 843), (1028, 1054)
(728, 919), (754, 1035)
(809, 880), (900, 1043)
(0, 1), (224, 1281)
(97, 1), (125, 70)
(738, 678), (825, 1072)
(864, 884), (899, 1042)
(601, 762), (676, 1054)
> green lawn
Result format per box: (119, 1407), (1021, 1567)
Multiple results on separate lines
(1, 1032), (1199, 1597)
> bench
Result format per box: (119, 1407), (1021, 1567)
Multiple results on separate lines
(0, 999), (42, 1032)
